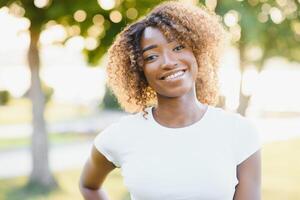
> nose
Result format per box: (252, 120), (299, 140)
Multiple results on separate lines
(161, 50), (178, 69)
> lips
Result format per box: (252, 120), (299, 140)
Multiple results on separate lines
(159, 69), (187, 80)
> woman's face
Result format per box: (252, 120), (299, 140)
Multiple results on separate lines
(140, 26), (198, 98)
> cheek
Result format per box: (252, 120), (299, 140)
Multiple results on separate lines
(143, 67), (156, 86)
(185, 57), (198, 84)
(181, 53), (198, 73)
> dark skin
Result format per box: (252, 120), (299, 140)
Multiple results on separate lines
(141, 27), (208, 128)
(79, 27), (261, 200)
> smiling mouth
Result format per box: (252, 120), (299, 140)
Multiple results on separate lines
(161, 70), (186, 81)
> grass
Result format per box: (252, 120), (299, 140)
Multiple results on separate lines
(262, 138), (300, 199)
(1, 138), (300, 200)
(0, 169), (129, 200)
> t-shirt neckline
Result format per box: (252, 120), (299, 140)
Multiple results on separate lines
(148, 104), (211, 131)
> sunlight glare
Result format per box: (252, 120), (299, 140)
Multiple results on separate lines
(241, 66), (259, 96)
(40, 24), (67, 45)
(97, 0), (115, 10)
(34, 0), (50, 8)
(270, 7), (285, 24)
(0, 67), (30, 97)
(65, 36), (85, 51)
(224, 10), (239, 27)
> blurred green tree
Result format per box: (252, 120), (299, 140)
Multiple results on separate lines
(0, 90), (10, 105)
(0, 0), (162, 190)
(205, 0), (300, 115)
(100, 84), (121, 110)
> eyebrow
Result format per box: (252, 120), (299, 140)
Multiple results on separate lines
(142, 40), (176, 54)
(142, 45), (157, 54)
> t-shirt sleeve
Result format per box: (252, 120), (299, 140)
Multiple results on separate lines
(94, 123), (121, 168)
(233, 114), (262, 165)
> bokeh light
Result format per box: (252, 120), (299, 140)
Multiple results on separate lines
(85, 37), (99, 50)
(93, 14), (105, 25)
(97, 0), (115, 10)
(109, 10), (122, 23)
(40, 24), (67, 45)
(34, 0), (50, 8)
(9, 3), (25, 17)
(126, 8), (138, 20)
(66, 25), (81, 36)
(270, 7), (285, 24)
(65, 36), (85, 51)
(291, 21), (300, 35)
(73, 10), (87, 23)
(246, 46), (263, 61)
(262, 3), (272, 14)
(88, 25), (104, 38)
(224, 10), (239, 27)
(276, 0), (287, 7)
(205, 0), (217, 11)
(248, 0), (259, 6)
(258, 12), (269, 23)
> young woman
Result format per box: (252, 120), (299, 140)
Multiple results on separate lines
(79, 1), (261, 200)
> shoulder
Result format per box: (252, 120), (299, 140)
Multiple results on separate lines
(216, 107), (257, 131)
(100, 110), (148, 135)
(118, 111), (147, 128)
(208, 106), (259, 138)
(208, 106), (242, 124)
(208, 108), (262, 165)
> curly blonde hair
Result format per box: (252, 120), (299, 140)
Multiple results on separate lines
(106, 1), (226, 115)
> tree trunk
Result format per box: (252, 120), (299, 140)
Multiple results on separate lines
(237, 74), (251, 116)
(217, 95), (226, 109)
(237, 42), (251, 116)
(27, 29), (57, 189)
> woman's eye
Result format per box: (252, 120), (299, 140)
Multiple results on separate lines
(174, 45), (185, 52)
(144, 55), (157, 62)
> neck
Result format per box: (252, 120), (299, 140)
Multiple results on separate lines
(153, 87), (207, 128)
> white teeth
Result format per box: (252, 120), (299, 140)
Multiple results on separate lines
(164, 71), (185, 80)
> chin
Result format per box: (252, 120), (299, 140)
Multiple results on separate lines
(157, 85), (194, 99)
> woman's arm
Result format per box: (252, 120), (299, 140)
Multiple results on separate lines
(233, 150), (261, 200)
(79, 145), (116, 200)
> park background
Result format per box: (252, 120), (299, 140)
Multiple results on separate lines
(0, 0), (300, 199)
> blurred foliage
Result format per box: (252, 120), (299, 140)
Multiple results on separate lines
(0, 90), (10, 105)
(198, 0), (300, 114)
(1, 0), (299, 111)
(0, 0), (298, 74)
(211, 0), (300, 70)
(100, 85), (122, 110)
(0, 0), (164, 65)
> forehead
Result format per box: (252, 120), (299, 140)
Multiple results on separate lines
(140, 27), (171, 48)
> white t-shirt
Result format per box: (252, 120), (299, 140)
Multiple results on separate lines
(94, 105), (261, 200)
